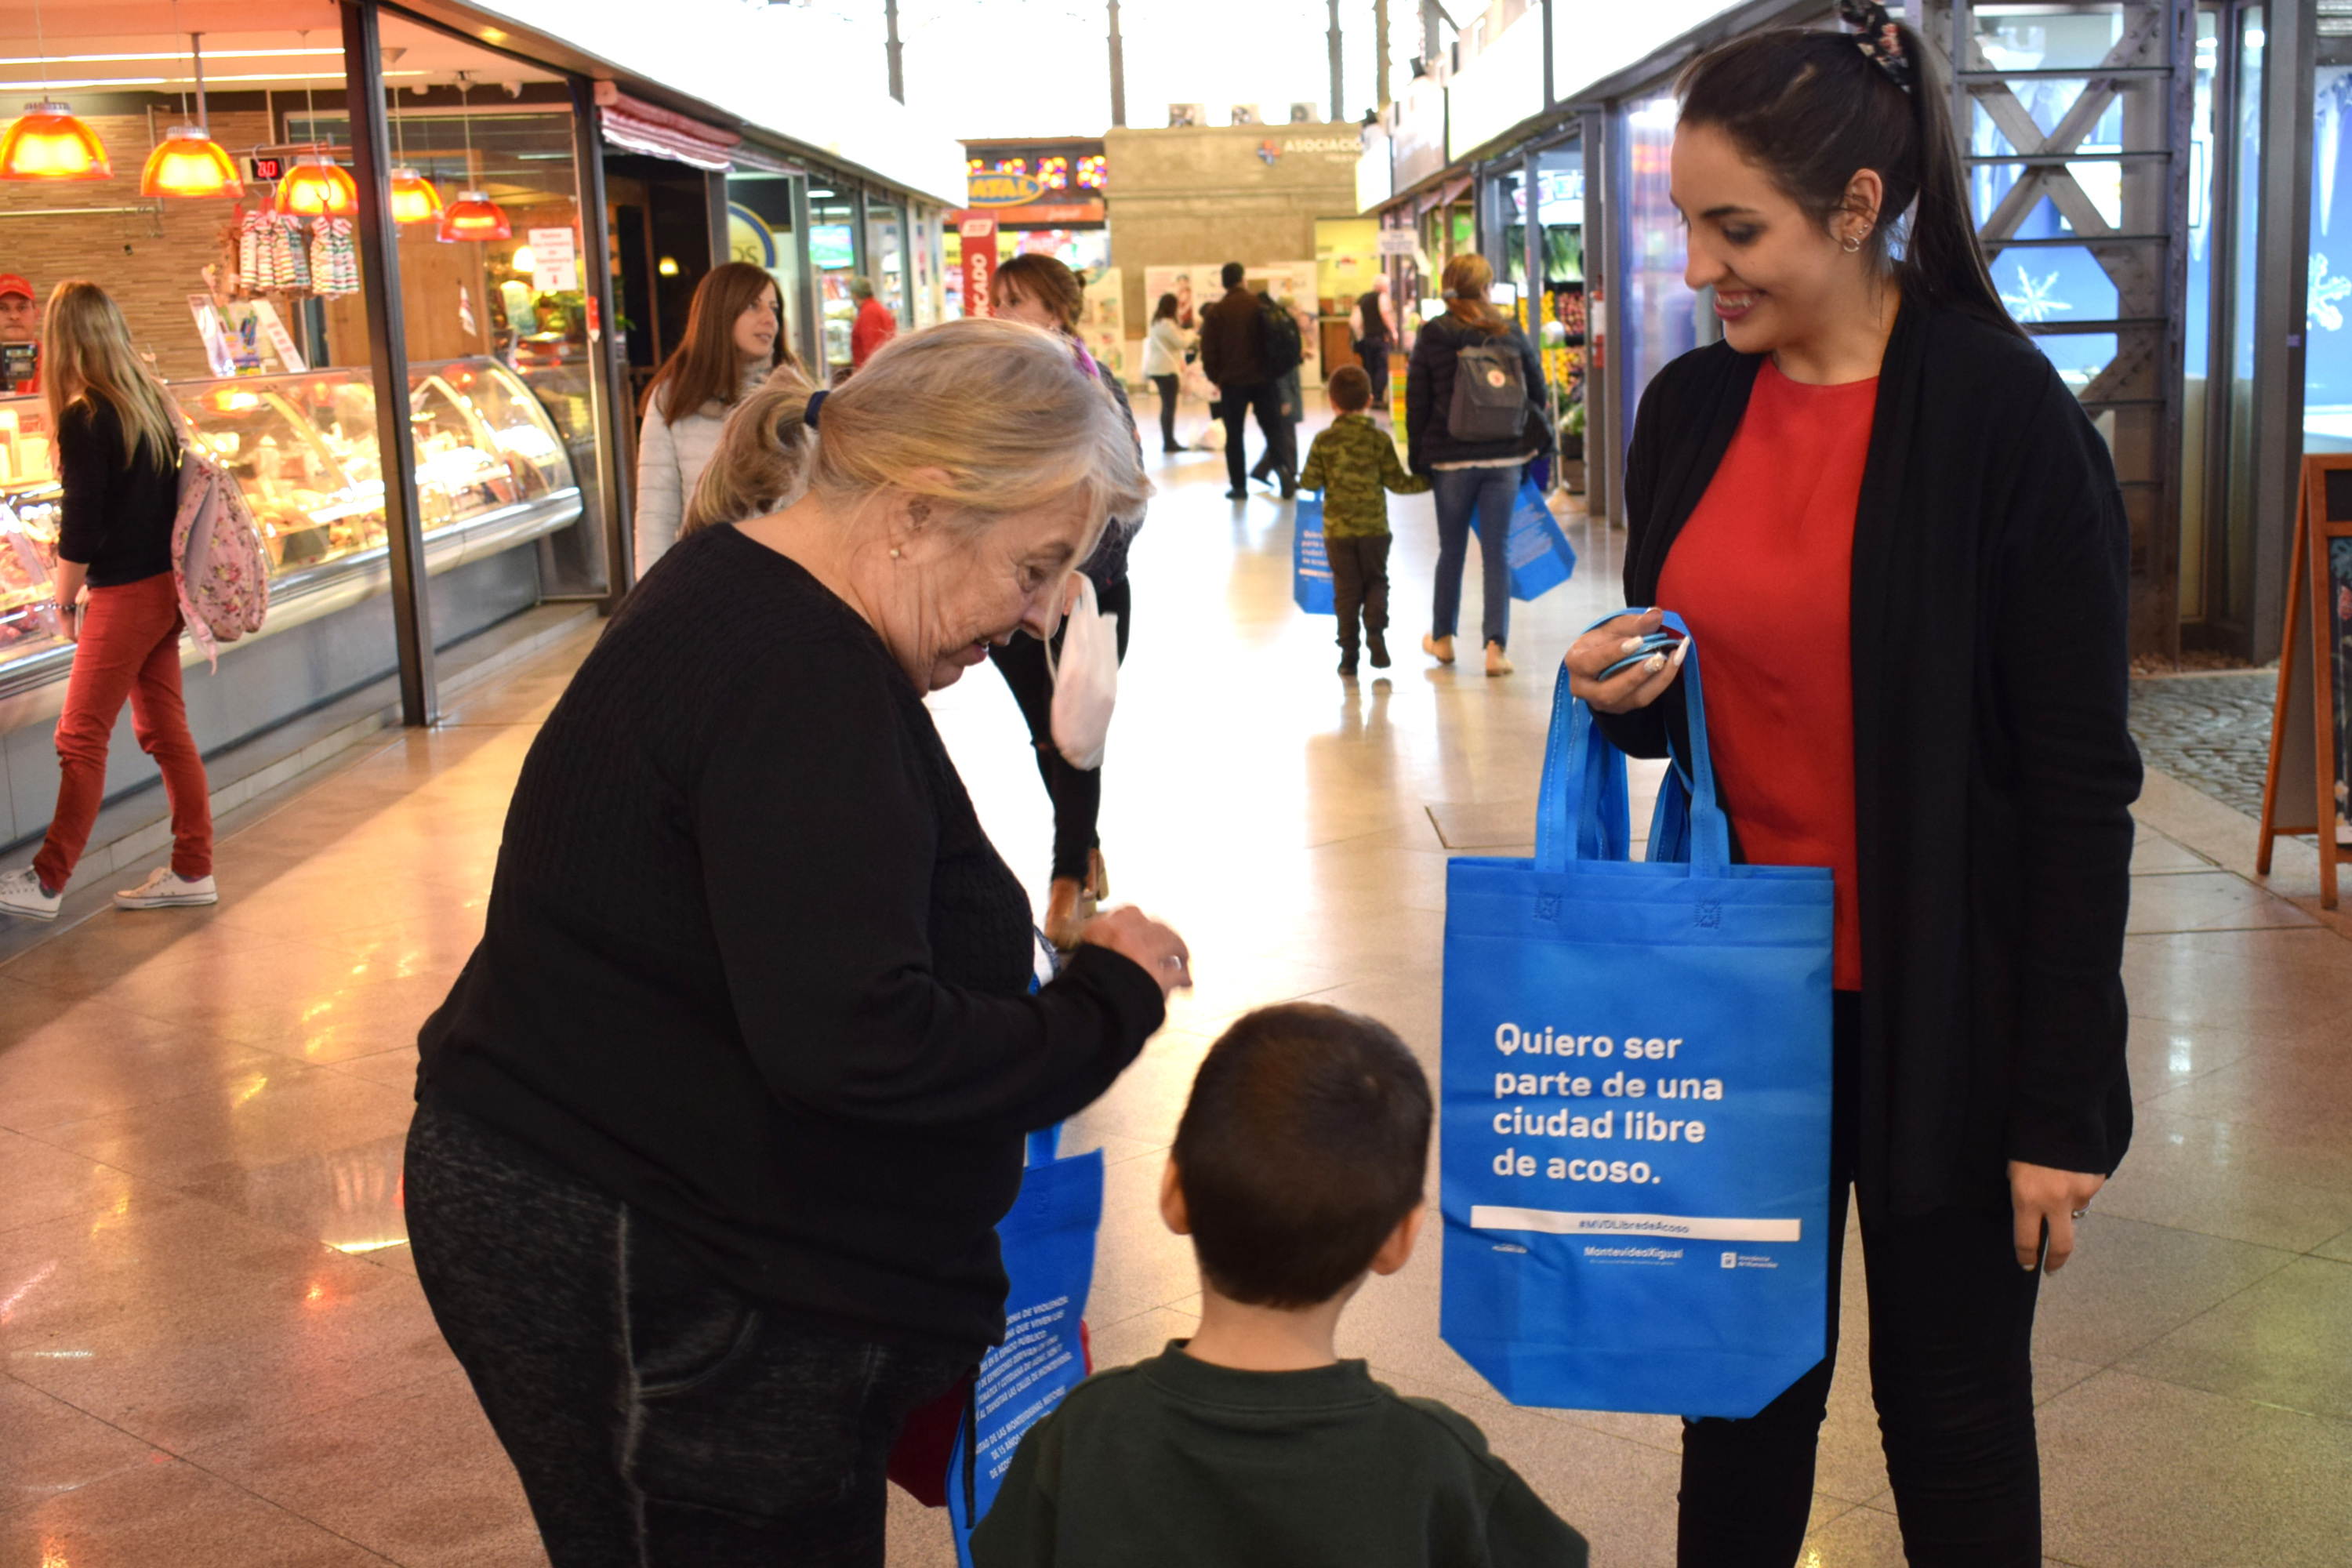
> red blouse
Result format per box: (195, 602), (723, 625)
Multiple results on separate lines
(1657, 358), (1875, 990)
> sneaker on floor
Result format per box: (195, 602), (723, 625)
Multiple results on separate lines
(1338, 655), (1360, 678)
(0, 866), (60, 921)
(1486, 641), (1513, 677)
(114, 867), (218, 910)
(1224, 488), (1250, 500)
(1367, 631), (1391, 668)
(1423, 633), (1456, 665)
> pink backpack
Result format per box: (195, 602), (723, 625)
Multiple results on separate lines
(171, 443), (270, 669)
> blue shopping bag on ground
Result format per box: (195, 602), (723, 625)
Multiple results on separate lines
(1292, 492), (1336, 615)
(1472, 477), (1577, 601)
(1439, 612), (1833, 1418)
(946, 1123), (1103, 1564)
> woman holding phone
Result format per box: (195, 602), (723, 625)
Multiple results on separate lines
(1563, 8), (2139, 1564)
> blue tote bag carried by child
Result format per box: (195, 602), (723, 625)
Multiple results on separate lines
(1472, 477), (1577, 601)
(1292, 492), (1336, 615)
(1439, 612), (1834, 1418)
(945, 1123), (1103, 1566)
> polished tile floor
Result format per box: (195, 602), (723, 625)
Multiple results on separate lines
(3, 412), (2350, 1566)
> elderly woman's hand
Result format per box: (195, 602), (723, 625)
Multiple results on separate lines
(1565, 608), (1686, 714)
(1080, 906), (1192, 1000)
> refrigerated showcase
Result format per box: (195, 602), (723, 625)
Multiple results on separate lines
(0, 357), (581, 702)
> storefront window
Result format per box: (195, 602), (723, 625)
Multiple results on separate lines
(809, 183), (862, 377)
(728, 172), (808, 365)
(1533, 147), (1588, 487)
(2305, 27), (2352, 451)
(868, 200), (909, 327)
(1616, 92), (1695, 460)
(2222, 6), (2264, 625)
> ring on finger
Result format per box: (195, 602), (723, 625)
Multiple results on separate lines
(2071, 1208), (2089, 1219)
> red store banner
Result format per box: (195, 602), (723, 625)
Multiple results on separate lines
(959, 215), (997, 317)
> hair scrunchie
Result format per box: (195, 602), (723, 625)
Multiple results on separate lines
(1838, 0), (1915, 91)
(804, 387), (828, 430)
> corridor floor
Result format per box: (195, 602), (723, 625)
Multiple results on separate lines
(4, 424), (2350, 1566)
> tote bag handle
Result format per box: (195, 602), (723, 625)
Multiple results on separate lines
(1535, 609), (1730, 877)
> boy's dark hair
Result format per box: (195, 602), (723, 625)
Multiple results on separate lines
(1327, 364), (1372, 412)
(1220, 260), (1245, 289)
(1173, 1004), (1432, 1307)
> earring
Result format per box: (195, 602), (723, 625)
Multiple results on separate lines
(889, 547), (902, 559)
(1842, 228), (1868, 254)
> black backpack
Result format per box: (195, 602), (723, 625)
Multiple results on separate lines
(1447, 333), (1529, 442)
(1258, 293), (1305, 378)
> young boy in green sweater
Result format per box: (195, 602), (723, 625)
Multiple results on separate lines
(971, 1004), (1589, 1568)
(1297, 365), (1431, 677)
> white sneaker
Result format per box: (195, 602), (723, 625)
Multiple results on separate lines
(114, 867), (218, 910)
(0, 866), (62, 921)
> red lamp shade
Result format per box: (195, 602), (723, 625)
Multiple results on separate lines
(0, 100), (111, 180)
(437, 190), (511, 242)
(139, 125), (243, 198)
(387, 167), (444, 224)
(276, 154), (357, 218)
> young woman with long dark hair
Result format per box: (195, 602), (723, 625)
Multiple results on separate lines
(0, 282), (213, 922)
(1139, 291), (1190, 453)
(1563, 6), (2139, 1563)
(633, 261), (797, 577)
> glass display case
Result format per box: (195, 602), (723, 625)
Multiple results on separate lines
(0, 357), (579, 695)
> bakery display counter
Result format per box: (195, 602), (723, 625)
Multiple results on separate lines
(0, 357), (581, 704)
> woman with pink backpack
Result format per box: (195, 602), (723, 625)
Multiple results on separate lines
(0, 281), (214, 922)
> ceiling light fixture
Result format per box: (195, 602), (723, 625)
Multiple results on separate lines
(139, 22), (241, 198)
(385, 78), (441, 223)
(274, 30), (354, 218)
(0, 0), (108, 180)
(437, 72), (510, 242)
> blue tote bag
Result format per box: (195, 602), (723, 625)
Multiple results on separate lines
(1472, 478), (1578, 601)
(946, 1124), (1103, 1565)
(1439, 612), (1834, 1418)
(1292, 492), (1336, 615)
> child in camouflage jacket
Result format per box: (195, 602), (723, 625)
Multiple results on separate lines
(1298, 365), (1430, 676)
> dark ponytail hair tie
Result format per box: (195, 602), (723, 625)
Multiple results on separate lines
(804, 388), (828, 430)
(1838, 0), (1914, 91)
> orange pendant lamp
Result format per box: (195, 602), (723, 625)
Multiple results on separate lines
(276, 152), (356, 218)
(140, 123), (241, 197)
(383, 85), (441, 223)
(0, 100), (109, 180)
(435, 72), (510, 243)
(1, 2), (107, 181)
(140, 31), (241, 199)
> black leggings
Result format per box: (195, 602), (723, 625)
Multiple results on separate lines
(405, 1098), (970, 1567)
(1678, 992), (2045, 1567)
(990, 575), (1133, 884)
(1150, 373), (1179, 450)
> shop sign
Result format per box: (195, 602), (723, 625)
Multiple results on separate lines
(1448, 7), (1547, 162)
(1377, 229), (1418, 257)
(528, 227), (580, 293)
(961, 215), (996, 317)
(967, 171), (1049, 207)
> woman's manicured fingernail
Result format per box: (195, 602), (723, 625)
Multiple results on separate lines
(1671, 641), (1689, 666)
(1646, 655), (1666, 673)
(1621, 637), (1645, 653)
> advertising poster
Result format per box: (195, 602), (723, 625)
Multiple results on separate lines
(960, 216), (997, 320)
(1080, 267), (1124, 381)
(1144, 265), (1204, 331)
(1247, 261), (1320, 387)
(2332, 537), (2352, 845)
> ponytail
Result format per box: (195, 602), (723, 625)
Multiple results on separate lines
(682, 361), (818, 537)
(1678, 22), (2024, 339)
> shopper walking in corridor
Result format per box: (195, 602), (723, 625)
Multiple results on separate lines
(1352, 274), (1397, 408)
(1406, 253), (1548, 678)
(406, 318), (1188, 1566)
(988, 253), (1146, 948)
(633, 261), (797, 578)
(1563, 9), (2140, 1565)
(0, 281), (213, 923)
(1141, 291), (1190, 452)
(1199, 261), (1287, 500)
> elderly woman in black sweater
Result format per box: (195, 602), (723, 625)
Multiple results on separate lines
(406, 318), (1187, 1566)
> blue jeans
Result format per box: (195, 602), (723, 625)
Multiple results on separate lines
(1431, 464), (1518, 650)
(407, 1097), (971, 1566)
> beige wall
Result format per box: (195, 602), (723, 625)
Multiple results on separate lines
(0, 110), (272, 383)
(1105, 123), (1363, 333)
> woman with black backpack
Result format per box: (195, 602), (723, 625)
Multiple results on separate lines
(1405, 254), (1548, 677)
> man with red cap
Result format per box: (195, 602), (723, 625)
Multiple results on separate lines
(0, 274), (39, 392)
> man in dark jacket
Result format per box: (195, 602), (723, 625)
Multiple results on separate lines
(1196, 262), (1288, 500)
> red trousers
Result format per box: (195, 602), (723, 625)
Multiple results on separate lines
(34, 572), (212, 890)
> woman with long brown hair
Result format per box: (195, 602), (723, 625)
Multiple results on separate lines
(633, 260), (797, 577)
(1566, 6), (2137, 1561)
(0, 281), (213, 922)
(1404, 252), (1548, 677)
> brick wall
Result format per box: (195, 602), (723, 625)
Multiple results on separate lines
(0, 110), (273, 382)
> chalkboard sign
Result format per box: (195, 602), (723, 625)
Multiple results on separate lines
(2258, 453), (2352, 907)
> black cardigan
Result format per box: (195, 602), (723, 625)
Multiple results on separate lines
(417, 527), (1166, 1353)
(1595, 301), (2141, 1214)
(57, 397), (180, 586)
(1404, 314), (1549, 471)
